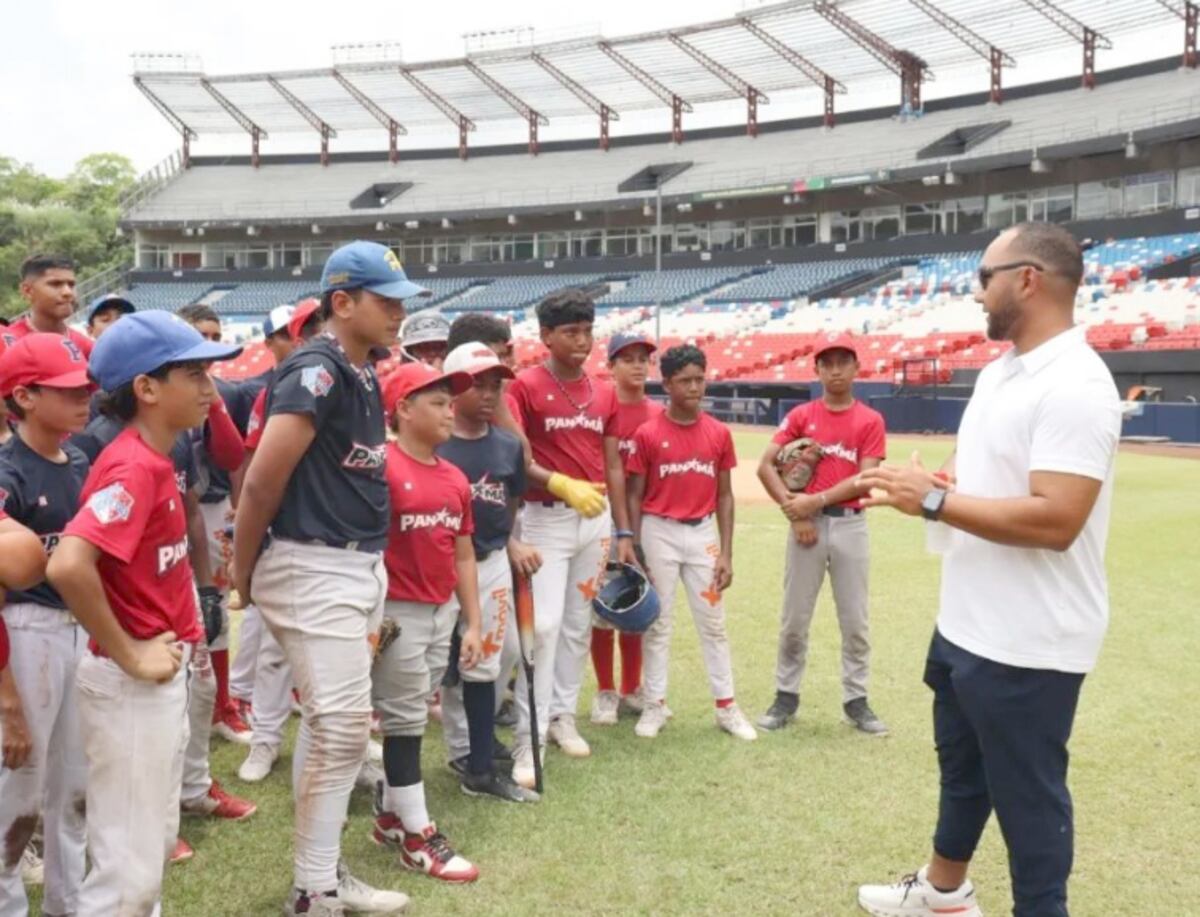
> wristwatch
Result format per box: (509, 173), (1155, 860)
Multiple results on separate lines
(921, 489), (947, 521)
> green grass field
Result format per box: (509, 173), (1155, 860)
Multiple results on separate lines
(31, 432), (1200, 915)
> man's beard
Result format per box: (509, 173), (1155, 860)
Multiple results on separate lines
(985, 294), (1019, 342)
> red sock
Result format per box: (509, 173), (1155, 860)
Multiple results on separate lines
(715, 697), (734, 709)
(590, 628), (616, 692)
(211, 648), (231, 720)
(618, 632), (643, 697)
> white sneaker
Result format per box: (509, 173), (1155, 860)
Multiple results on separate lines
(547, 714), (591, 757)
(336, 860), (410, 914)
(19, 845), (43, 886)
(634, 702), (668, 738)
(618, 689), (644, 715)
(715, 704), (758, 741)
(511, 743), (546, 790)
(590, 690), (620, 726)
(367, 739), (384, 763)
(356, 760), (386, 791)
(857, 866), (983, 916)
(238, 743), (280, 783)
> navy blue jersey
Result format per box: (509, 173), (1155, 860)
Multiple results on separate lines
(436, 426), (525, 555)
(266, 335), (388, 552)
(70, 414), (197, 496)
(0, 436), (90, 608)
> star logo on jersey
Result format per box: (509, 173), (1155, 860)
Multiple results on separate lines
(300, 365), (335, 398)
(37, 495), (48, 507)
(404, 481), (413, 491)
(471, 473), (507, 508)
(661, 441), (670, 449)
(87, 483), (134, 525)
(546, 394), (555, 402)
(808, 424), (816, 432)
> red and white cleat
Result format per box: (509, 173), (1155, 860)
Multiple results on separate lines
(169, 837), (194, 865)
(372, 803), (477, 883)
(212, 704), (253, 745)
(181, 780), (258, 821)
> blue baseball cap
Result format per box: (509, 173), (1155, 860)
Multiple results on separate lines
(89, 311), (242, 392)
(87, 293), (136, 324)
(320, 241), (431, 300)
(607, 332), (657, 361)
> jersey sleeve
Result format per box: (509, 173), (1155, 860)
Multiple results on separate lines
(602, 388), (620, 437)
(268, 354), (340, 429)
(64, 460), (155, 564)
(0, 464), (25, 522)
(771, 404), (808, 445)
(1029, 379), (1121, 481)
(859, 410), (887, 462)
(626, 427), (652, 476)
(718, 425), (738, 471)
(507, 377), (534, 432)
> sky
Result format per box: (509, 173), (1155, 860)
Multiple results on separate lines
(0, 0), (1181, 178)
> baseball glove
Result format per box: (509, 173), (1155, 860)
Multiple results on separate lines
(775, 437), (824, 492)
(198, 586), (226, 645)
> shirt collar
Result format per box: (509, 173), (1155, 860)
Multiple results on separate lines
(1004, 326), (1086, 378)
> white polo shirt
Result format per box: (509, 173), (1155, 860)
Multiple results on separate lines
(938, 326), (1121, 673)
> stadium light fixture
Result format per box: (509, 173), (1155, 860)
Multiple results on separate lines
(574, 210), (584, 222)
(375, 221), (387, 232)
(782, 194), (793, 205)
(676, 202), (692, 213)
(246, 226), (257, 236)
(507, 214), (518, 225)
(1030, 150), (1051, 173)
(311, 224), (321, 234)
(714, 201), (724, 210)
(184, 227), (195, 237)
(404, 220), (420, 230)
(643, 203), (653, 218)
(1124, 133), (1139, 159)
(196, 227), (205, 237)
(944, 166), (961, 186)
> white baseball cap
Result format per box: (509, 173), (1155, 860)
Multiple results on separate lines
(263, 304), (296, 338)
(443, 342), (516, 379)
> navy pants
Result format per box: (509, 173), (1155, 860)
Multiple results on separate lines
(924, 630), (1085, 917)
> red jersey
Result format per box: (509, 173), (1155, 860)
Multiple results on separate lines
(245, 388), (267, 450)
(772, 399), (886, 508)
(508, 366), (617, 503)
(612, 397), (664, 475)
(628, 412), (737, 521)
(502, 392), (522, 431)
(63, 427), (202, 653)
(383, 443), (474, 604)
(2, 315), (93, 358)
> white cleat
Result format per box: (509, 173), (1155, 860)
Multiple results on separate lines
(336, 861), (410, 914)
(238, 743), (280, 783)
(715, 703), (758, 741)
(590, 690), (620, 726)
(511, 744), (545, 790)
(547, 714), (591, 757)
(356, 760), (386, 791)
(857, 866), (983, 917)
(634, 702), (668, 738)
(19, 845), (43, 886)
(367, 739), (384, 764)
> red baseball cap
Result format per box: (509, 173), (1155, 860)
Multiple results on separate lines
(381, 362), (472, 415)
(288, 298), (322, 343)
(814, 331), (858, 361)
(0, 333), (95, 398)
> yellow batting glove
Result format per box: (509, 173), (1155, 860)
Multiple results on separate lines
(547, 473), (608, 518)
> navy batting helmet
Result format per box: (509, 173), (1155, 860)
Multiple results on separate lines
(592, 563), (660, 633)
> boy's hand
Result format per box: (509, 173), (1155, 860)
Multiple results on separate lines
(782, 492), (821, 521)
(123, 631), (184, 684)
(616, 536), (637, 567)
(0, 696), (31, 770)
(791, 518), (818, 546)
(459, 627), (483, 671)
(508, 539), (543, 578)
(712, 554), (734, 593)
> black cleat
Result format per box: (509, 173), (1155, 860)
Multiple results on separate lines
(756, 691), (799, 731)
(495, 698), (517, 728)
(843, 697), (889, 736)
(460, 769), (540, 803)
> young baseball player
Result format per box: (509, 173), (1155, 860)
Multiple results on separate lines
(233, 240), (421, 916)
(505, 289), (637, 788)
(435, 342), (540, 802)
(590, 332), (662, 725)
(756, 332), (888, 735)
(47, 310), (241, 915)
(398, 310), (450, 368)
(85, 294), (136, 341)
(626, 345), (755, 741)
(0, 333), (94, 915)
(2, 255), (93, 357)
(369, 361), (486, 883)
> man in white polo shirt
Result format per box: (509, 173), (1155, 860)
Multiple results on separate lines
(854, 222), (1121, 917)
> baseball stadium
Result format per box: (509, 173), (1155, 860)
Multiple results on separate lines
(3, 0), (1200, 915)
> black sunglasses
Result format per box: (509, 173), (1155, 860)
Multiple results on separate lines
(977, 260), (1045, 290)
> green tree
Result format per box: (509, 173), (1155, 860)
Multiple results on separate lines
(0, 153), (136, 318)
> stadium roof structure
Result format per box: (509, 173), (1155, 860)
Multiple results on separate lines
(132, 0), (1193, 166)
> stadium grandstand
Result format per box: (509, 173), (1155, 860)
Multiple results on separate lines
(80, 0), (1200, 439)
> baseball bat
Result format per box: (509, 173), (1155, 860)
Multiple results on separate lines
(512, 568), (543, 794)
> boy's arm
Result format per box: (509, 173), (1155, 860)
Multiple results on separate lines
(186, 492), (214, 588)
(232, 414), (316, 604)
(0, 637), (31, 768)
(0, 517), (46, 590)
(48, 536), (183, 682)
(713, 469), (735, 592)
(627, 473), (646, 545)
(604, 436), (636, 565)
(453, 535), (483, 669)
(204, 397), (246, 473)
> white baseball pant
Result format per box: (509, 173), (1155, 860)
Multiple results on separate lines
(514, 503), (610, 745)
(252, 538), (385, 893)
(74, 645), (192, 917)
(181, 597), (216, 807)
(441, 550), (518, 761)
(248, 623), (293, 748)
(372, 600), (457, 737)
(640, 515), (736, 703)
(228, 604), (263, 703)
(0, 604), (87, 917)
(775, 512), (872, 703)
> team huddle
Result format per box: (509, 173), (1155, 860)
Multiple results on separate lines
(0, 240), (892, 916)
